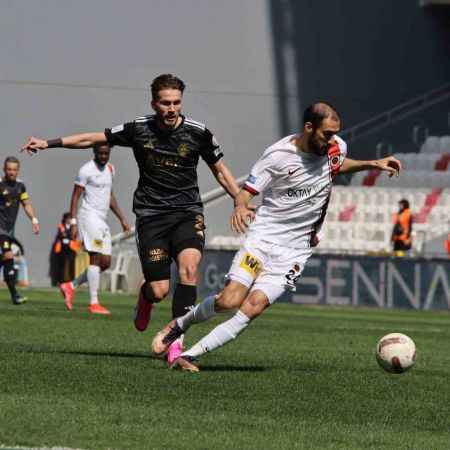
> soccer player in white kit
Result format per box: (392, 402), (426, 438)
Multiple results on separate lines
(152, 102), (402, 372)
(59, 144), (131, 314)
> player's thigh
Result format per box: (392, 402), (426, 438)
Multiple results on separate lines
(227, 236), (268, 293)
(88, 252), (101, 266)
(136, 220), (171, 283)
(99, 254), (112, 270)
(171, 213), (205, 260)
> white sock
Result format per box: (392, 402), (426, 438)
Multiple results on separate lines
(182, 310), (250, 358)
(73, 270), (88, 288)
(87, 265), (100, 305)
(176, 295), (216, 331)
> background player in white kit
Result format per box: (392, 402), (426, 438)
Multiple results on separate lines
(152, 102), (403, 372)
(60, 144), (131, 314)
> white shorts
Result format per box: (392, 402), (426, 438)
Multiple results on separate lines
(227, 236), (312, 304)
(78, 212), (112, 256)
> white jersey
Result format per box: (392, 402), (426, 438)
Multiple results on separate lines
(243, 134), (347, 248)
(75, 160), (114, 220)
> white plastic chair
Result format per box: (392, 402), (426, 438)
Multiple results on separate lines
(439, 136), (450, 155)
(107, 251), (134, 293)
(421, 136), (440, 154)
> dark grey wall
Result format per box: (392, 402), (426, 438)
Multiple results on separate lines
(0, 0), (278, 284)
(270, 0), (450, 133)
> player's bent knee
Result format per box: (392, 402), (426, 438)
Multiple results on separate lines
(100, 257), (111, 271)
(178, 264), (199, 284)
(146, 282), (169, 302)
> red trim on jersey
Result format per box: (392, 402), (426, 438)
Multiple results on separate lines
(327, 143), (341, 179)
(107, 163), (114, 174)
(243, 184), (259, 195)
(309, 194), (330, 247)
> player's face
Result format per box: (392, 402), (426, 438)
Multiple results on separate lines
(152, 89), (183, 129)
(308, 118), (341, 156)
(3, 162), (19, 182)
(94, 146), (111, 167)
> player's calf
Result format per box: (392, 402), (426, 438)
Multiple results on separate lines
(3, 258), (19, 303)
(214, 280), (249, 312)
(239, 291), (270, 320)
(134, 281), (167, 332)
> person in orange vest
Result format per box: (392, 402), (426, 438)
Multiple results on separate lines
(50, 212), (79, 286)
(391, 199), (412, 253)
(445, 233), (450, 256)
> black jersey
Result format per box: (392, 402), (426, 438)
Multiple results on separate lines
(105, 114), (223, 218)
(0, 179), (28, 236)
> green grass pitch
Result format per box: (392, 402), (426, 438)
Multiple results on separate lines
(1, 288), (449, 450)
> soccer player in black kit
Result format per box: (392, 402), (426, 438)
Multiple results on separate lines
(22, 74), (240, 363)
(0, 156), (40, 304)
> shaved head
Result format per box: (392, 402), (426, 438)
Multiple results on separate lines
(298, 101), (342, 156)
(303, 102), (340, 129)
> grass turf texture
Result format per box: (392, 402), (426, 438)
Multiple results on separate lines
(1, 289), (449, 450)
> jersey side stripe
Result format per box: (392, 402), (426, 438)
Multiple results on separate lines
(135, 115), (155, 122)
(185, 118), (206, 130)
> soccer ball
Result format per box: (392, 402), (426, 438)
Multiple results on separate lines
(375, 333), (416, 374)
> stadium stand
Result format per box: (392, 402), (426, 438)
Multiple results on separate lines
(210, 134), (450, 255)
(321, 134), (450, 254)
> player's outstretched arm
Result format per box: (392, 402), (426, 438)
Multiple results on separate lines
(231, 189), (256, 234)
(207, 160), (241, 199)
(110, 192), (131, 233)
(21, 132), (107, 154)
(69, 185), (84, 239)
(340, 156), (402, 178)
(21, 198), (39, 235)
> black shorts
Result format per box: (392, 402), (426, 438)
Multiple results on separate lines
(0, 235), (14, 255)
(136, 212), (206, 282)
(393, 240), (411, 252)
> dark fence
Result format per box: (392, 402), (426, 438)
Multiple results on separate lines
(197, 251), (450, 310)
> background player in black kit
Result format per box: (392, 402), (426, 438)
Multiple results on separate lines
(0, 156), (40, 304)
(22, 74), (241, 362)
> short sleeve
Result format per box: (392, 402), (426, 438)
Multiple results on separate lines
(107, 163), (115, 177)
(19, 183), (29, 201)
(75, 166), (89, 188)
(328, 137), (347, 178)
(338, 138), (347, 164)
(243, 151), (278, 195)
(104, 122), (135, 147)
(199, 128), (223, 165)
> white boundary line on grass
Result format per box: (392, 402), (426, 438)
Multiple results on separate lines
(0, 447), (119, 450)
(0, 447), (87, 450)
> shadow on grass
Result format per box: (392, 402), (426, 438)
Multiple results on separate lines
(0, 343), (157, 361)
(56, 349), (157, 360)
(200, 364), (267, 372)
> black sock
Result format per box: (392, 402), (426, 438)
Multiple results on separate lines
(142, 283), (155, 303)
(4, 259), (18, 300)
(172, 283), (197, 319)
